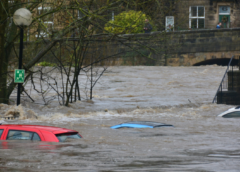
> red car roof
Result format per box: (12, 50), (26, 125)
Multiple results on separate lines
(0, 124), (78, 134)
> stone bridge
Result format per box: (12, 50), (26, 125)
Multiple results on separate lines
(119, 28), (240, 66)
(83, 28), (240, 66)
(15, 28), (240, 66)
(165, 28), (240, 66)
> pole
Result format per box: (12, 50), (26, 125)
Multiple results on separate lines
(17, 27), (23, 106)
(239, 56), (240, 70)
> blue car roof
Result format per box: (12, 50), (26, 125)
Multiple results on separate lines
(111, 121), (173, 129)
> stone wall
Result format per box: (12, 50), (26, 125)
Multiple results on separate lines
(88, 28), (240, 66)
(14, 28), (240, 66)
(175, 0), (240, 30)
(166, 28), (240, 66)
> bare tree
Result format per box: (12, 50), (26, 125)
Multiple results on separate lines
(1, 0), (185, 106)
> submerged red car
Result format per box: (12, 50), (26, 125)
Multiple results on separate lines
(0, 124), (82, 142)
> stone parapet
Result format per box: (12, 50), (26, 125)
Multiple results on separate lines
(12, 28), (240, 66)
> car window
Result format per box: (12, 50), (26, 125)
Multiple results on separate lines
(223, 111), (240, 118)
(0, 129), (3, 138)
(56, 133), (81, 142)
(7, 130), (41, 141)
(32, 133), (41, 141)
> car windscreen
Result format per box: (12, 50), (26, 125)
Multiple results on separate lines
(223, 111), (240, 118)
(235, 106), (240, 109)
(55, 132), (81, 142)
(125, 121), (169, 127)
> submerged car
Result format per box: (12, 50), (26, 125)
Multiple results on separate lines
(111, 121), (173, 129)
(218, 106), (240, 118)
(0, 124), (82, 142)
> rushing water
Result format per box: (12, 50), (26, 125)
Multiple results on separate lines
(0, 66), (239, 171)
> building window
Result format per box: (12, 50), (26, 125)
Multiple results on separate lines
(107, 10), (114, 22)
(189, 6), (205, 29)
(112, 11), (114, 21)
(219, 6), (230, 15)
(36, 6), (54, 38)
(8, 0), (14, 4)
(78, 10), (84, 19)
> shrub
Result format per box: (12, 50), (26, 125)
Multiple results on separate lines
(37, 61), (56, 67)
(104, 10), (155, 34)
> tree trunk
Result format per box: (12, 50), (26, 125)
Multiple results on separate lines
(0, 1), (9, 104)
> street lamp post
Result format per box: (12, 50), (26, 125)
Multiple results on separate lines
(13, 8), (32, 106)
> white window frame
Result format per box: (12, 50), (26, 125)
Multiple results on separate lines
(37, 6), (52, 11)
(189, 6), (205, 29)
(112, 11), (114, 21)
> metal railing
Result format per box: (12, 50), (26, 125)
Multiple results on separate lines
(212, 55), (236, 103)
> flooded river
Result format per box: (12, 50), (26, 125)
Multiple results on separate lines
(0, 66), (239, 171)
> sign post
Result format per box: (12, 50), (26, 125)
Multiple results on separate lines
(13, 8), (32, 106)
(14, 69), (25, 83)
(165, 16), (174, 31)
(14, 69), (25, 105)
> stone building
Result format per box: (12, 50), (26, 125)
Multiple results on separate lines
(10, 0), (240, 68)
(16, 0), (240, 40)
(175, 0), (240, 30)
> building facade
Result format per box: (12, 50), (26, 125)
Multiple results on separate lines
(174, 0), (240, 30)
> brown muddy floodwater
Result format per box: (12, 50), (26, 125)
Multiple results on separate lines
(0, 66), (239, 171)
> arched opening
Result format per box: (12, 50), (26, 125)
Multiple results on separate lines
(193, 58), (239, 66)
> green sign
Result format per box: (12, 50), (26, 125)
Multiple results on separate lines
(14, 69), (25, 83)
